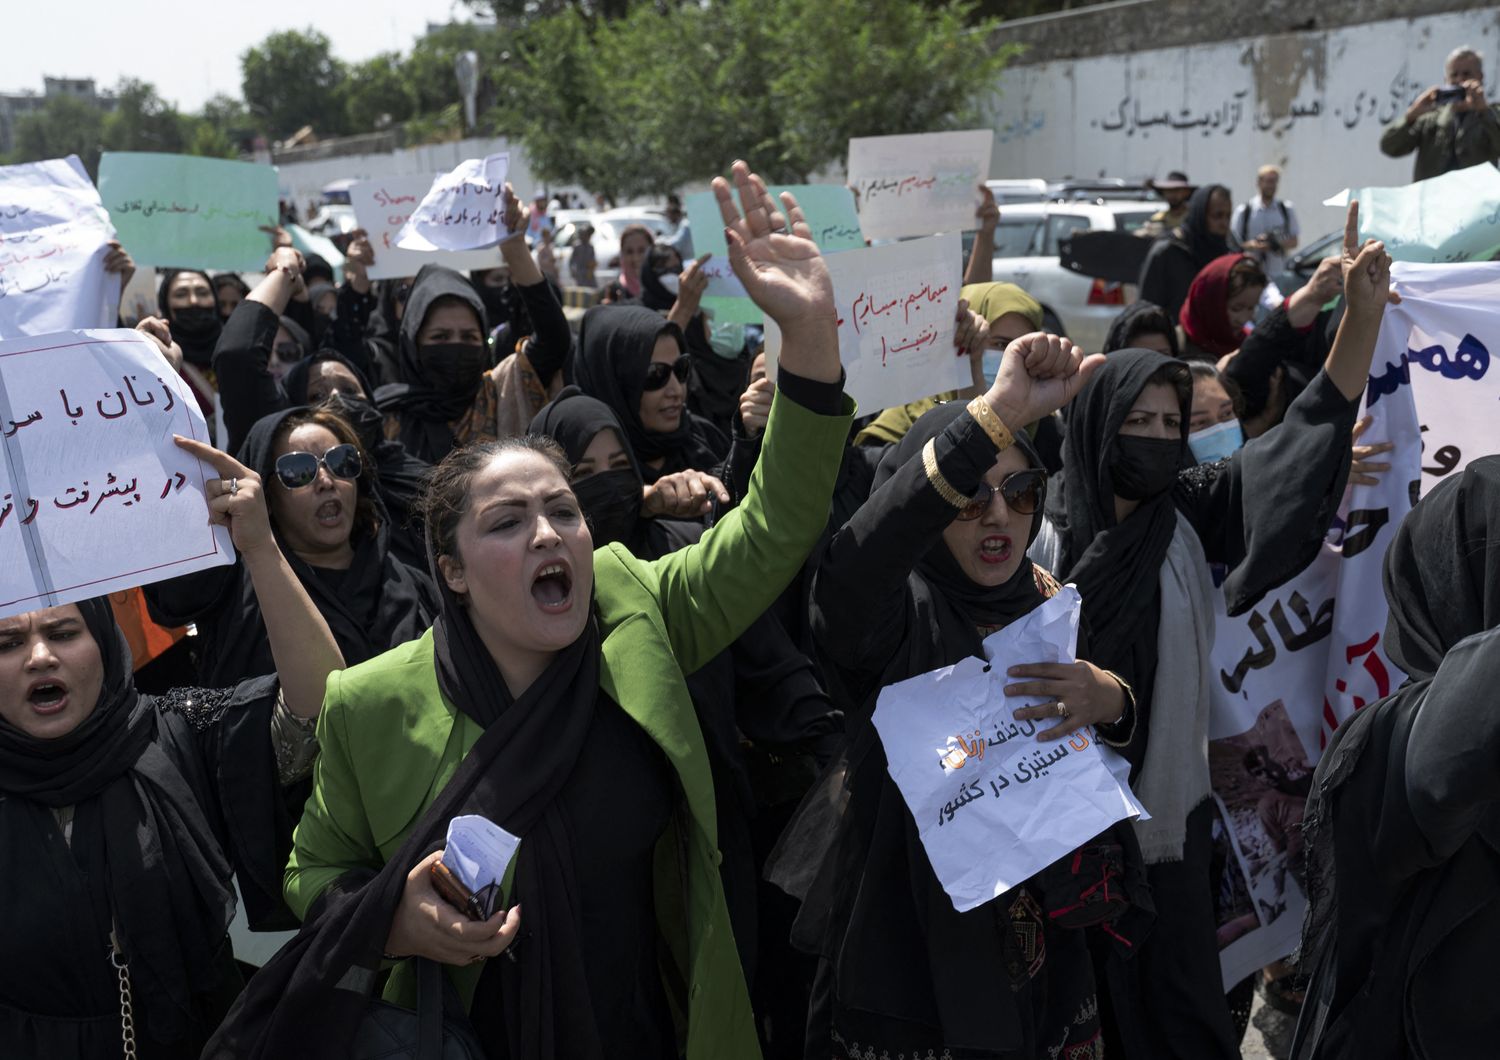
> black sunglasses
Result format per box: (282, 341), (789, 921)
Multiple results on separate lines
(274, 443), (362, 490)
(643, 355), (691, 392)
(956, 469), (1047, 521)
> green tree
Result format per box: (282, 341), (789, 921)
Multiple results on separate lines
(241, 29), (349, 139)
(9, 95), (104, 173)
(340, 53), (418, 132)
(101, 79), (188, 154)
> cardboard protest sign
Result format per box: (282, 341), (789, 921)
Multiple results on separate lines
(0, 155), (119, 338)
(348, 174), (505, 281)
(873, 588), (1145, 912)
(395, 153), (511, 254)
(685, 184), (865, 324)
(1325, 165), (1500, 264)
(0, 328), (234, 617)
(847, 129), (993, 240)
(763, 233), (970, 412)
(98, 152), (278, 271)
(1204, 261), (1500, 987)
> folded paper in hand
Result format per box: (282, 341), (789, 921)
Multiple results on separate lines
(444, 815), (521, 919)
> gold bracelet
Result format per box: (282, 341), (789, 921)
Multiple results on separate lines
(922, 438), (970, 511)
(966, 397), (1015, 452)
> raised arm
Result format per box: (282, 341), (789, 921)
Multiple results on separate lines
(963, 186), (998, 286)
(173, 436), (344, 717)
(214, 246), (305, 452)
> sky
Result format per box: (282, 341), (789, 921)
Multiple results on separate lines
(4, 0), (481, 112)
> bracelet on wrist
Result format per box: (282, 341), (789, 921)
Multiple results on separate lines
(966, 396), (1015, 452)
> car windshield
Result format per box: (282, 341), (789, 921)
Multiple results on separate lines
(992, 219), (1044, 258)
(1113, 211), (1156, 234)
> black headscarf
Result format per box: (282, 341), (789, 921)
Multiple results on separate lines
(1175, 183), (1231, 270)
(572, 304), (728, 476)
(639, 245), (681, 313)
(1052, 348), (1189, 687)
(276, 314), (311, 357)
(1104, 300), (1181, 358)
(281, 349), (374, 407)
(0, 598), (235, 1043)
(374, 264), (490, 463)
(207, 514), (608, 1060)
(157, 268), (223, 368)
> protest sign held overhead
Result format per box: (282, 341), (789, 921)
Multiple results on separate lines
(763, 233), (970, 412)
(847, 129), (994, 240)
(0, 328), (234, 618)
(873, 587), (1145, 913)
(685, 183), (864, 323)
(349, 173), (505, 280)
(1325, 165), (1500, 264)
(97, 152), (278, 271)
(394, 153), (511, 253)
(0, 156), (119, 338)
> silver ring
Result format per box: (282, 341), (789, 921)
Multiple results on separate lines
(1056, 700), (1069, 720)
(227, 477), (239, 496)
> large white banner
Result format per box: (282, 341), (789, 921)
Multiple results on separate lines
(1208, 262), (1500, 986)
(0, 329), (234, 617)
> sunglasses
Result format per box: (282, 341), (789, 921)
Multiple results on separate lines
(955, 469), (1047, 521)
(643, 355), (691, 392)
(274, 443), (362, 490)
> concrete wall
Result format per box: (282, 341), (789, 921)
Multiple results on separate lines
(983, 6), (1500, 237)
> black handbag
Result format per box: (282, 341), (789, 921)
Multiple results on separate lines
(351, 956), (486, 1060)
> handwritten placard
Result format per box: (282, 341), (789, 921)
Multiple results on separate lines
(846, 129), (993, 241)
(0, 328), (234, 617)
(97, 152), (278, 271)
(685, 184), (865, 324)
(348, 174), (504, 281)
(1324, 164), (1500, 264)
(395, 153), (510, 254)
(763, 233), (969, 412)
(0, 155), (120, 338)
(873, 588), (1145, 912)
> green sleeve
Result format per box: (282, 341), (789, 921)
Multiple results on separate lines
(1379, 115), (1421, 157)
(644, 388), (854, 676)
(283, 669), (379, 920)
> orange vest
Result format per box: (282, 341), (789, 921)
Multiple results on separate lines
(108, 587), (187, 670)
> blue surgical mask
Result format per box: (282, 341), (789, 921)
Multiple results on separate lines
(982, 348), (1003, 386)
(1188, 418), (1244, 464)
(708, 320), (747, 360)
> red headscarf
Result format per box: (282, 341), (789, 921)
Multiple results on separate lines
(1180, 252), (1255, 357)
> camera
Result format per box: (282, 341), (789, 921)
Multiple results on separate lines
(1435, 86), (1467, 105)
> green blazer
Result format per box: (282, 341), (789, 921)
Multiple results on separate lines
(284, 389), (854, 1059)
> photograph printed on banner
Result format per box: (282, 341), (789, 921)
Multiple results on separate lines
(1208, 701), (1313, 934)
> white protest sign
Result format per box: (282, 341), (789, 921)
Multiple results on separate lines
(873, 587), (1146, 912)
(1204, 261), (1500, 987)
(349, 173), (505, 281)
(763, 233), (969, 412)
(0, 155), (119, 338)
(394, 153), (511, 254)
(0, 328), (234, 617)
(847, 129), (993, 240)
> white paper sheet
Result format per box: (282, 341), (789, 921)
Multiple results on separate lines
(348, 173), (507, 281)
(0, 155), (119, 338)
(763, 233), (970, 413)
(0, 328), (234, 617)
(872, 587), (1146, 912)
(394, 153), (511, 254)
(846, 129), (994, 240)
(444, 814), (521, 898)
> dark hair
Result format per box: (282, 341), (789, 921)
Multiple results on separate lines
(1226, 258), (1269, 302)
(418, 436), (572, 563)
(1188, 359), (1245, 418)
(1145, 360), (1193, 407)
(618, 224), (655, 256)
(212, 273), (251, 297)
(646, 243), (682, 275)
(1117, 304), (1180, 358)
(418, 293), (483, 339)
(269, 408), (380, 540)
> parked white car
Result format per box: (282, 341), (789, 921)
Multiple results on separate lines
(975, 199), (1159, 353)
(553, 208), (676, 287)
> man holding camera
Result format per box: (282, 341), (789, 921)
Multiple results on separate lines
(1380, 45), (1500, 181)
(1231, 164), (1299, 278)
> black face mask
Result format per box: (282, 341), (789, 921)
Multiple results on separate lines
(320, 391), (384, 454)
(1109, 435), (1183, 501)
(171, 306), (222, 359)
(571, 469), (641, 546)
(419, 342), (488, 397)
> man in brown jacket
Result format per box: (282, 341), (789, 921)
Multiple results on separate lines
(1380, 46), (1500, 181)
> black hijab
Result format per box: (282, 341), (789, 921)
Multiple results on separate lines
(281, 349), (374, 407)
(0, 598), (235, 1043)
(374, 264), (490, 463)
(1104, 300), (1181, 358)
(207, 512), (607, 1060)
(572, 304), (727, 476)
(1052, 348), (1189, 686)
(639, 245), (680, 313)
(1175, 183), (1232, 270)
(157, 268), (223, 368)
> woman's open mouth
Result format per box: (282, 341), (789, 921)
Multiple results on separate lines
(979, 535), (1013, 566)
(315, 499), (344, 528)
(27, 680), (69, 716)
(530, 562), (574, 613)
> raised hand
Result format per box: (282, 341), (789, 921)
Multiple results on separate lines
(343, 228), (375, 294)
(985, 332), (1104, 428)
(975, 185), (999, 233)
(499, 182), (528, 239)
(103, 240), (136, 288)
(713, 161), (834, 334)
(135, 316), (183, 373)
(173, 435), (275, 556)
(1348, 415), (1394, 488)
(1340, 200), (1398, 319)
(642, 469), (732, 518)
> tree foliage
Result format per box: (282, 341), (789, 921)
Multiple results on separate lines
(241, 29), (349, 139)
(500, 0), (1016, 199)
(10, 95), (104, 173)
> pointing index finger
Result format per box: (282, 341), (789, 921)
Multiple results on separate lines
(173, 435), (248, 479)
(1343, 200), (1360, 259)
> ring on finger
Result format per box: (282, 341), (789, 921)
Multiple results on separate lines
(226, 477), (239, 497)
(1055, 700), (1069, 720)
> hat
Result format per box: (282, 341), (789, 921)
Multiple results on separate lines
(1149, 171), (1196, 191)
